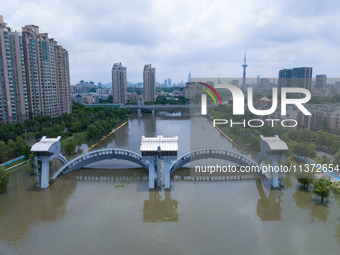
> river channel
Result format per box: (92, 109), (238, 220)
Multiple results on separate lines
(1, 112), (340, 255)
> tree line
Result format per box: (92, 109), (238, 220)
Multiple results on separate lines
(0, 103), (133, 164)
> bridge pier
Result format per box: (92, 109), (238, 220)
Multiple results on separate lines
(163, 157), (175, 189)
(256, 135), (288, 189)
(147, 158), (155, 189)
(31, 136), (66, 189)
(270, 159), (279, 188)
(137, 107), (142, 117)
(164, 162), (171, 189)
(40, 159), (50, 189)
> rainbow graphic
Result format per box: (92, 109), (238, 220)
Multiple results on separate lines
(198, 82), (222, 106)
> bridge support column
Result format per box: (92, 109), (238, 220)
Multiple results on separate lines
(271, 159), (279, 188)
(148, 159), (155, 189)
(164, 159), (171, 189)
(40, 158), (50, 189)
(280, 156), (285, 186)
(137, 107), (142, 117)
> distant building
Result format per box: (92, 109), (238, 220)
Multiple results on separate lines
(231, 79), (240, 87)
(278, 67), (312, 92)
(297, 104), (340, 134)
(112, 62), (127, 104)
(164, 79), (167, 87)
(315, 74), (327, 90)
(260, 78), (271, 91)
(188, 71), (191, 83)
(181, 82), (197, 99)
(292, 67), (312, 90)
(278, 69), (293, 90)
(0, 16), (29, 123)
(168, 78), (172, 87)
(143, 64), (156, 102)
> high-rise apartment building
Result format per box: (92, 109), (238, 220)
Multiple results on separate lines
(291, 67), (312, 90)
(112, 62), (127, 104)
(167, 78), (172, 87)
(315, 74), (327, 90)
(143, 64), (156, 102)
(0, 15), (29, 124)
(22, 25), (71, 118)
(278, 67), (312, 91)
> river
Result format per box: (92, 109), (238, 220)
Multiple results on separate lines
(0, 112), (340, 255)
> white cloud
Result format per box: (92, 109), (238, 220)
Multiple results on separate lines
(2, 0), (340, 84)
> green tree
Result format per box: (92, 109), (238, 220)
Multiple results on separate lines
(250, 136), (260, 151)
(292, 142), (316, 158)
(299, 129), (312, 142)
(334, 149), (340, 165)
(297, 170), (314, 189)
(0, 166), (9, 193)
(69, 121), (82, 133)
(313, 178), (332, 203)
(87, 124), (100, 140)
(64, 137), (77, 155)
(74, 133), (84, 150)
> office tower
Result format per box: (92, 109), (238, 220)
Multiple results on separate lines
(316, 74), (327, 90)
(112, 62), (127, 104)
(168, 78), (172, 87)
(278, 67), (312, 91)
(241, 52), (248, 90)
(164, 79), (167, 87)
(143, 64), (156, 102)
(22, 24), (71, 119)
(0, 15), (29, 123)
(188, 71), (191, 83)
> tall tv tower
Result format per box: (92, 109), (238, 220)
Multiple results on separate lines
(242, 51), (248, 90)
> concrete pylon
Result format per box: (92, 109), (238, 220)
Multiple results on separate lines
(270, 159), (279, 188)
(163, 159), (172, 189)
(148, 159), (155, 189)
(40, 159), (50, 188)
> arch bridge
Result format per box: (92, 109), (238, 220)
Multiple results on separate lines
(31, 135), (287, 189)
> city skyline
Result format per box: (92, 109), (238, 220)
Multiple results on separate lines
(1, 0), (340, 84)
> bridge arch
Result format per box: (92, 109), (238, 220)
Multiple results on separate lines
(170, 148), (260, 173)
(54, 154), (68, 165)
(51, 148), (149, 180)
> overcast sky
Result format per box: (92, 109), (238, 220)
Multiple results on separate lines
(2, 0), (340, 84)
